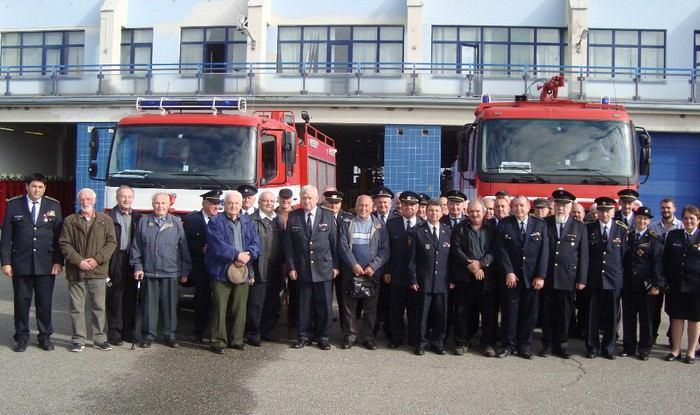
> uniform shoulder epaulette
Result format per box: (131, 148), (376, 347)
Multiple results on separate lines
(320, 205), (333, 212)
(615, 220), (628, 230)
(342, 216), (351, 223)
(44, 196), (60, 203)
(6, 194), (22, 202)
(648, 230), (659, 238)
(584, 219), (596, 225)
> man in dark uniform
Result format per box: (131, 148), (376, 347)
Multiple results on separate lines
(439, 190), (467, 344)
(385, 191), (422, 348)
(495, 195), (549, 359)
(284, 185), (339, 350)
(238, 184), (258, 216)
(322, 190), (353, 333)
(183, 189), (221, 342)
(371, 185), (395, 337)
(107, 185), (143, 345)
(614, 189), (639, 227)
(540, 189), (588, 359)
(1, 173), (63, 352)
(408, 200), (452, 355)
(417, 193), (430, 221)
(621, 206), (664, 360)
(585, 196), (627, 359)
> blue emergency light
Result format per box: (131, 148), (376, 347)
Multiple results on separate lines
(481, 94), (491, 103)
(136, 97), (247, 113)
(600, 96), (610, 104)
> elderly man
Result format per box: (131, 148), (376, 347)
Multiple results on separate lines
(371, 186), (395, 336)
(246, 191), (283, 346)
(571, 202), (586, 223)
(540, 190), (588, 359)
(60, 188), (117, 352)
(275, 189), (294, 229)
(205, 191), (260, 354)
(614, 189), (639, 227)
(483, 198), (495, 221)
(533, 198), (551, 219)
(107, 185), (142, 346)
(450, 198), (498, 356)
(284, 185), (339, 350)
(372, 186), (395, 225)
(183, 190), (221, 343)
(323, 190), (353, 333)
(492, 196), (511, 226)
(338, 195), (389, 350)
(238, 184), (258, 216)
(1, 173), (64, 352)
(496, 195), (549, 359)
(131, 192), (192, 348)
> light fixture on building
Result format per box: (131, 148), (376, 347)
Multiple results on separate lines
(236, 15), (256, 50)
(575, 29), (589, 54)
(23, 130), (44, 136)
(0, 126), (15, 132)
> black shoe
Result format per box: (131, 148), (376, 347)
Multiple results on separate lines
(340, 338), (353, 349)
(261, 334), (279, 342)
(585, 351), (596, 359)
(245, 339), (262, 347)
(497, 349), (512, 358)
(139, 341), (152, 349)
(229, 343), (246, 351)
(111, 340), (124, 347)
(414, 347), (425, 356)
(318, 341), (331, 351)
(210, 346), (225, 354)
(520, 349), (534, 360)
(684, 355), (696, 364)
(363, 340), (377, 351)
(556, 350), (571, 359)
(539, 348), (551, 357)
(291, 340), (308, 349)
(664, 353), (681, 361)
(387, 342), (401, 349)
(94, 341), (112, 351)
(166, 340), (179, 349)
(432, 347), (447, 355)
(601, 352), (616, 360)
(39, 340), (55, 351)
(618, 351), (631, 358)
(14, 342), (27, 353)
(638, 353), (649, 361)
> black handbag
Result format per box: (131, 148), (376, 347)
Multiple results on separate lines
(349, 276), (379, 298)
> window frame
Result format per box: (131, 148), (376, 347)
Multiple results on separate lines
(276, 25), (404, 73)
(179, 26), (247, 73)
(587, 28), (666, 78)
(0, 30), (85, 75)
(430, 25), (566, 75)
(694, 30), (700, 72)
(120, 28), (153, 75)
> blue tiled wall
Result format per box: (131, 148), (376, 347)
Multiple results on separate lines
(75, 122), (115, 212)
(384, 125), (441, 197)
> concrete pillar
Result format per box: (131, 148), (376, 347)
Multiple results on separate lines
(247, 0), (271, 63)
(99, 0), (128, 93)
(565, 0), (588, 98)
(405, 0), (424, 63)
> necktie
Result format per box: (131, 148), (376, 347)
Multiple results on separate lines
(452, 218), (457, 228)
(686, 233), (691, 244)
(406, 220), (410, 231)
(559, 223), (564, 239)
(635, 233), (641, 243)
(519, 221), (525, 234)
(31, 201), (38, 224)
(432, 226), (438, 241)
(602, 226), (608, 242)
(380, 215), (386, 225)
(306, 212), (312, 235)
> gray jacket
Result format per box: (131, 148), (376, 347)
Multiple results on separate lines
(338, 215), (389, 280)
(250, 210), (283, 282)
(130, 213), (192, 278)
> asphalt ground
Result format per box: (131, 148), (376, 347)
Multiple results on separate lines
(0, 275), (698, 415)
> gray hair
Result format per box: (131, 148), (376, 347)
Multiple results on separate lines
(225, 190), (243, 202)
(77, 187), (97, 199)
(257, 190), (275, 206)
(300, 185), (318, 198)
(151, 191), (171, 203)
(468, 198), (487, 213)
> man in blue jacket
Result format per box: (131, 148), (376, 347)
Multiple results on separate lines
(205, 190), (260, 354)
(495, 195), (549, 359)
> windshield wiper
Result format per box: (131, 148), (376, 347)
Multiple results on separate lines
(111, 169), (153, 178)
(484, 166), (550, 184)
(556, 168), (620, 185)
(169, 172), (232, 190)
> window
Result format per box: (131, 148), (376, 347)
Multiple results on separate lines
(121, 28), (153, 74)
(431, 26), (564, 75)
(261, 134), (278, 183)
(0, 30), (84, 75)
(588, 29), (665, 78)
(277, 25), (404, 73)
(695, 31), (700, 71)
(179, 26), (247, 73)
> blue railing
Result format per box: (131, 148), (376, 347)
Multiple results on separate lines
(0, 61), (697, 103)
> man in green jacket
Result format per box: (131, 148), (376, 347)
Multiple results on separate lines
(59, 188), (117, 352)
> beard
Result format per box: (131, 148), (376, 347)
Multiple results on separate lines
(555, 214), (568, 224)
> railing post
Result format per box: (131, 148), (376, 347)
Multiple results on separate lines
(300, 62), (307, 95)
(145, 66), (153, 95)
(466, 67), (473, 97)
(411, 63), (417, 96)
(195, 65), (202, 95)
(355, 63), (361, 96)
(247, 63), (254, 96)
(522, 66), (529, 94)
(4, 70), (11, 96)
(97, 65), (104, 95)
(50, 66), (58, 96)
(577, 67), (585, 100)
(633, 68), (641, 101)
(689, 69), (696, 103)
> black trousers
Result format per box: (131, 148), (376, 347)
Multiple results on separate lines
(622, 287), (656, 354)
(106, 251), (130, 342)
(541, 288), (574, 352)
(246, 280), (266, 342)
(297, 280), (333, 342)
(340, 275), (379, 342)
(453, 282), (499, 348)
(648, 293), (664, 342)
(388, 284), (417, 346)
(12, 274), (55, 344)
(374, 279), (391, 336)
(586, 287), (621, 355)
(192, 272), (211, 338)
(334, 275), (346, 332)
(501, 284), (539, 352)
(416, 292), (447, 349)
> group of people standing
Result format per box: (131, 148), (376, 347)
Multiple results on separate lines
(2, 173), (699, 365)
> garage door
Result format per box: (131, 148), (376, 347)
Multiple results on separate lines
(640, 132), (700, 212)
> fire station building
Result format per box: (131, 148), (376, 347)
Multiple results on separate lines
(0, 0), (698, 212)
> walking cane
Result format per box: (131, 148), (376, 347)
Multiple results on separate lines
(131, 280), (142, 350)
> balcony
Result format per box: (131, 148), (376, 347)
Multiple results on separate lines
(0, 61), (698, 104)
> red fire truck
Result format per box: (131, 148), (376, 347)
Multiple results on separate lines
(89, 97), (337, 212)
(456, 77), (651, 206)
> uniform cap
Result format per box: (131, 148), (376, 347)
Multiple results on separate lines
(552, 189), (576, 204)
(617, 188), (639, 202)
(278, 188), (293, 199)
(200, 189), (222, 204)
(418, 193), (431, 205)
(399, 191), (420, 204)
(533, 198), (550, 209)
(444, 190), (467, 203)
(323, 190), (343, 203)
(237, 184), (258, 198)
(594, 196), (616, 210)
(371, 186), (394, 199)
(635, 206), (654, 219)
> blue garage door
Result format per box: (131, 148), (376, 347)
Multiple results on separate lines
(640, 132), (700, 212)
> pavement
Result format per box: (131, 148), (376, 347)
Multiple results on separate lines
(0, 274), (698, 414)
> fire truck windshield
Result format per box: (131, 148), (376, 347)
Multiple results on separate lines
(480, 119), (634, 181)
(107, 124), (256, 188)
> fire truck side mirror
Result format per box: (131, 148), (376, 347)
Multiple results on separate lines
(457, 123), (474, 172)
(636, 127), (651, 177)
(283, 131), (297, 165)
(88, 128), (100, 179)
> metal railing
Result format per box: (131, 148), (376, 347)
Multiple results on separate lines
(0, 61), (698, 103)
